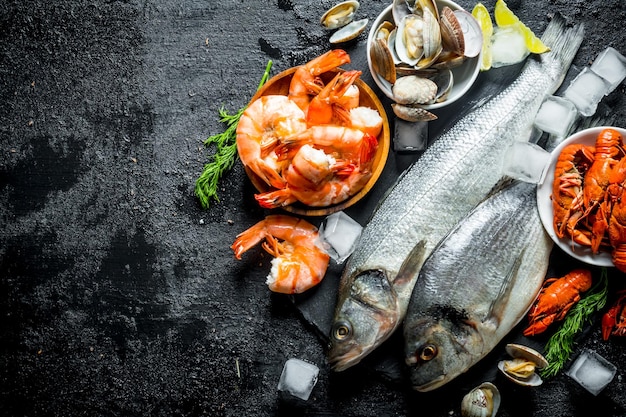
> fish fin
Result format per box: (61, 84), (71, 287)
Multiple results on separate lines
(393, 240), (427, 287)
(482, 249), (526, 328)
(540, 14), (584, 80)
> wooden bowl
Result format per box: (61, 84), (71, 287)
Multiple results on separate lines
(241, 66), (390, 217)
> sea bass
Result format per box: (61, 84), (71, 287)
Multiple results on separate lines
(403, 180), (553, 391)
(328, 15), (584, 371)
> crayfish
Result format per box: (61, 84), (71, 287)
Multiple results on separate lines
(524, 269), (593, 336)
(551, 128), (626, 272)
(602, 290), (626, 340)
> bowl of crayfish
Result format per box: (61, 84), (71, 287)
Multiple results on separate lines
(537, 126), (626, 271)
(236, 50), (391, 217)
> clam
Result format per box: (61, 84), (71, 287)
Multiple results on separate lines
(454, 9), (483, 58)
(395, 14), (425, 66)
(497, 343), (549, 387)
(418, 7), (442, 69)
(391, 103), (437, 122)
(329, 18), (369, 44)
(321, 0), (360, 29)
(370, 38), (397, 83)
(392, 75), (437, 105)
(461, 382), (501, 417)
(440, 6), (465, 56)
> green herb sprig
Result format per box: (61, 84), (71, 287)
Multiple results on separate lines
(540, 268), (609, 378)
(194, 60), (273, 209)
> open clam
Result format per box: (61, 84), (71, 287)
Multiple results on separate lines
(321, 0), (360, 29)
(498, 343), (549, 387)
(461, 382), (501, 417)
(329, 18), (369, 44)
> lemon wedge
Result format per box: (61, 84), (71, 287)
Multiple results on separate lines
(494, 0), (550, 54)
(472, 3), (494, 71)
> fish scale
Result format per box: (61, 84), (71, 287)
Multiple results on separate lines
(328, 15), (585, 372)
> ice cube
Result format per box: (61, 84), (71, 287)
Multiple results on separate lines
(393, 119), (429, 152)
(501, 141), (551, 184)
(590, 47), (626, 94)
(563, 67), (612, 117)
(277, 358), (319, 401)
(318, 211), (362, 264)
(566, 349), (617, 396)
(534, 95), (578, 138)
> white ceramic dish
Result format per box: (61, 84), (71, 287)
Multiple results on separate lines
(366, 0), (481, 110)
(537, 126), (626, 267)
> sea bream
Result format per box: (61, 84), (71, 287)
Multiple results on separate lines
(327, 15), (584, 371)
(403, 179), (553, 391)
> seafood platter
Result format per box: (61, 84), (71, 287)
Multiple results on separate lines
(238, 56), (390, 217)
(538, 126), (626, 269)
(367, 0), (482, 121)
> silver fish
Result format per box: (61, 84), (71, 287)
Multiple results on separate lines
(327, 15), (584, 372)
(403, 180), (552, 391)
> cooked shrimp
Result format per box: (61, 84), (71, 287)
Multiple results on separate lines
(231, 214), (330, 294)
(255, 162), (371, 208)
(255, 144), (367, 208)
(306, 70), (362, 127)
(349, 106), (383, 137)
(276, 125), (378, 165)
(288, 49), (351, 111)
(236, 95), (307, 188)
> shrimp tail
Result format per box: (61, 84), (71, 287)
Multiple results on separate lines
(231, 221), (268, 260)
(255, 188), (298, 209)
(360, 133), (378, 164)
(253, 160), (287, 189)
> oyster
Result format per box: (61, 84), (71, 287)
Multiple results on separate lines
(329, 18), (369, 44)
(497, 343), (548, 387)
(321, 0), (360, 29)
(461, 382), (501, 417)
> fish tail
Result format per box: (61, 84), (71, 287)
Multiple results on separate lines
(540, 14), (585, 76)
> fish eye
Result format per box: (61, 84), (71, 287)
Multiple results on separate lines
(418, 344), (438, 361)
(332, 320), (352, 341)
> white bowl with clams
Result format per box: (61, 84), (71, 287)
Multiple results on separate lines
(366, 0), (482, 111)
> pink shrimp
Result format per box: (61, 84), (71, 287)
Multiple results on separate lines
(231, 214), (329, 294)
(235, 95), (307, 188)
(288, 49), (351, 111)
(305, 69), (362, 127)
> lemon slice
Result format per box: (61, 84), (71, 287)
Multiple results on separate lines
(472, 3), (494, 71)
(494, 0), (550, 54)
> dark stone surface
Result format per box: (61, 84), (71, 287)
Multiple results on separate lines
(1, 1), (625, 416)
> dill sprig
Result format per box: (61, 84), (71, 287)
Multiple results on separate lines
(540, 268), (609, 378)
(194, 60), (273, 209)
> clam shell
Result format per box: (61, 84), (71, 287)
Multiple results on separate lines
(392, 75), (437, 105)
(440, 6), (465, 56)
(461, 382), (501, 417)
(370, 38), (397, 83)
(329, 18), (369, 44)
(321, 0), (360, 29)
(454, 9), (483, 58)
(395, 14), (424, 66)
(418, 7), (442, 69)
(391, 103), (437, 122)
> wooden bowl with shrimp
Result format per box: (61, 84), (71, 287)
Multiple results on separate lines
(241, 66), (390, 217)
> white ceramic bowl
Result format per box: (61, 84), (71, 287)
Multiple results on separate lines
(537, 126), (626, 266)
(366, 0), (481, 110)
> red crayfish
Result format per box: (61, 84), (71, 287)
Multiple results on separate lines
(602, 290), (626, 340)
(524, 269), (593, 336)
(551, 128), (626, 271)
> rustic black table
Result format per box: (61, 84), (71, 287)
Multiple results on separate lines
(1, 1), (625, 416)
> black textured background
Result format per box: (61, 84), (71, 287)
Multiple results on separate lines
(1, 1), (625, 416)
